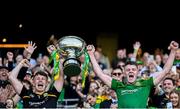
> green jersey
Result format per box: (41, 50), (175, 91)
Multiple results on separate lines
(111, 77), (154, 108)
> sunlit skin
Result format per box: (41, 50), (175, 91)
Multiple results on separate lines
(162, 80), (175, 95)
(43, 56), (49, 65)
(15, 55), (23, 65)
(86, 95), (96, 106)
(6, 99), (14, 108)
(117, 49), (125, 59)
(33, 75), (48, 94)
(176, 79), (180, 87)
(148, 63), (156, 73)
(137, 64), (143, 71)
(89, 82), (98, 93)
(170, 92), (179, 107)
(175, 49), (180, 60)
(163, 54), (169, 64)
(155, 55), (162, 65)
(112, 69), (123, 81)
(0, 68), (9, 81)
(124, 65), (138, 84)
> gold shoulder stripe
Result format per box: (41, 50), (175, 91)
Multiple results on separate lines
(48, 94), (57, 97)
(23, 96), (30, 99)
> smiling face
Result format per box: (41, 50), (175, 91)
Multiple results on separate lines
(162, 79), (175, 94)
(124, 64), (138, 84)
(170, 92), (179, 107)
(0, 68), (9, 81)
(6, 98), (14, 108)
(33, 73), (48, 94)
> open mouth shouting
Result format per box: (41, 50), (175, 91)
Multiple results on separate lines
(127, 73), (136, 83)
(37, 82), (45, 89)
(2, 72), (7, 76)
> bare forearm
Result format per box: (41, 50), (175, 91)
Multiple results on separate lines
(132, 42), (140, 60)
(8, 63), (24, 94)
(54, 63), (64, 92)
(154, 50), (176, 85)
(163, 50), (176, 72)
(133, 49), (138, 59)
(12, 94), (21, 106)
(89, 53), (104, 77)
(23, 51), (31, 59)
(89, 53), (112, 87)
(9, 63), (23, 78)
(76, 90), (85, 98)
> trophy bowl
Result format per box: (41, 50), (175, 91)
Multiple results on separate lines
(56, 36), (86, 77)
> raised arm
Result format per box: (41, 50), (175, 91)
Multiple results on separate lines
(154, 41), (179, 85)
(12, 94), (21, 106)
(47, 45), (64, 92)
(53, 62), (64, 92)
(132, 41), (141, 61)
(87, 45), (112, 87)
(23, 41), (37, 59)
(8, 59), (31, 94)
(7, 51), (14, 71)
(17, 41), (37, 81)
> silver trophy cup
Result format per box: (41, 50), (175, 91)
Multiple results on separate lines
(56, 36), (86, 77)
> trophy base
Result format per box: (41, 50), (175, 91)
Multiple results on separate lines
(63, 58), (81, 77)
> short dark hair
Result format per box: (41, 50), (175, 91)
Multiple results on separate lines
(33, 71), (48, 80)
(113, 66), (124, 73)
(163, 77), (176, 86)
(125, 61), (138, 68)
(0, 66), (10, 71)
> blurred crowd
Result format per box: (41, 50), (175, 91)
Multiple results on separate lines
(0, 40), (180, 108)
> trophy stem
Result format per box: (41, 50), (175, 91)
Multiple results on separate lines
(63, 58), (81, 77)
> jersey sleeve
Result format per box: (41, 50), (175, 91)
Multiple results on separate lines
(19, 86), (29, 97)
(148, 77), (155, 88)
(111, 79), (124, 90)
(48, 86), (61, 99)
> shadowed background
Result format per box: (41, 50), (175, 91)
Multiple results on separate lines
(0, 4), (179, 62)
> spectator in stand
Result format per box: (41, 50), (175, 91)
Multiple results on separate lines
(169, 89), (180, 108)
(151, 77), (176, 108)
(15, 55), (23, 66)
(163, 53), (169, 66)
(111, 67), (124, 82)
(174, 49), (180, 69)
(96, 45), (111, 69)
(111, 48), (127, 69)
(8, 44), (64, 108)
(109, 89), (118, 109)
(142, 52), (150, 67)
(5, 98), (14, 109)
(140, 59), (163, 78)
(0, 57), (2, 66)
(94, 51), (107, 70)
(0, 66), (16, 108)
(87, 41), (179, 108)
(155, 54), (164, 68)
(0, 51), (17, 108)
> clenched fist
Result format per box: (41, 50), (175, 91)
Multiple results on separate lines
(168, 41), (179, 51)
(86, 45), (95, 55)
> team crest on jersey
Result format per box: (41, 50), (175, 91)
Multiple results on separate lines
(29, 94), (34, 98)
(43, 93), (48, 97)
(135, 81), (141, 86)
